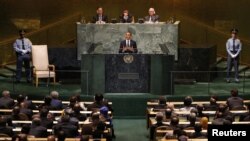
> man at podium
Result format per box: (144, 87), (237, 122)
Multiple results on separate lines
(119, 32), (137, 53)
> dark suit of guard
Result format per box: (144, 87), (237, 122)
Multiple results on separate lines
(92, 14), (108, 23)
(119, 40), (137, 53)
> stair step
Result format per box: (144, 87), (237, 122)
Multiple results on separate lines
(216, 61), (227, 70)
(0, 69), (14, 78)
(4, 65), (17, 72)
(239, 69), (250, 78)
(216, 57), (224, 64)
(238, 65), (249, 73)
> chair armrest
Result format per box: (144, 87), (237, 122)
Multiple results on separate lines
(48, 65), (55, 71)
(32, 66), (36, 73)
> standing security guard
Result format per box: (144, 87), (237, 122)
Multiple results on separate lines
(226, 28), (242, 83)
(13, 29), (32, 83)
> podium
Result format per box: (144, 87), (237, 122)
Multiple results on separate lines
(81, 54), (174, 95)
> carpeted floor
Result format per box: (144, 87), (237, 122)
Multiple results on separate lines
(112, 119), (148, 141)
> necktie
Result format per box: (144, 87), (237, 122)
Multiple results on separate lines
(128, 40), (130, 47)
(22, 39), (25, 49)
(233, 39), (236, 52)
(149, 16), (152, 22)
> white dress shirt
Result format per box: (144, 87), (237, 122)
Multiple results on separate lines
(226, 37), (242, 57)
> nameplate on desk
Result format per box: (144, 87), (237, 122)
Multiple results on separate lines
(118, 73), (139, 79)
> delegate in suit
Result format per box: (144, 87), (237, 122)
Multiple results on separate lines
(92, 7), (108, 23)
(144, 8), (159, 23)
(119, 10), (133, 23)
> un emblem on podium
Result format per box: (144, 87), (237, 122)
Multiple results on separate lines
(123, 55), (134, 64)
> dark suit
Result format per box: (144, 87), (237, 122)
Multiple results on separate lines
(0, 126), (13, 136)
(204, 103), (219, 111)
(92, 14), (108, 23)
(0, 97), (14, 109)
(119, 15), (132, 23)
(29, 125), (48, 137)
(87, 102), (105, 111)
(226, 96), (244, 110)
(144, 15), (160, 22)
(53, 122), (79, 137)
(51, 99), (63, 110)
(40, 117), (53, 129)
(150, 122), (164, 140)
(119, 40), (137, 53)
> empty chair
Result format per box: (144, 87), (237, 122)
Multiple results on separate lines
(31, 45), (56, 87)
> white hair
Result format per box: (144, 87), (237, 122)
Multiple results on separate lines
(50, 91), (59, 98)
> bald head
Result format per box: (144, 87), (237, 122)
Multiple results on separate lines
(2, 90), (10, 97)
(148, 8), (155, 16)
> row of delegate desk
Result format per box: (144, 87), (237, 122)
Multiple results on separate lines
(0, 138), (106, 141)
(146, 100), (250, 128)
(0, 101), (113, 139)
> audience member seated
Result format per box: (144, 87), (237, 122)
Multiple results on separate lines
(50, 91), (63, 110)
(176, 130), (188, 141)
(20, 102), (33, 120)
(93, 121), (112, 141)
(0, 90), (14, 109)
(5, 106), (21, 127)
(59, 108), (79, 127)
(212, 112), (225, 125)
(0, 116), (13, 136)
(169, 116), (182, 130)
(179, 96), (196, 112)
(163, 108), (173, 122)
(47, 135), (56, 141)
(154, 96), (167, 109)
(204, 95), (219, 111)
(90, 113), (100, 131)
(57, 130), (66, 141)
(240, 104), (250, 121)
(29, 118), (48, 137)
(75, 94), (87, 111)
(150, 112), (164, 140)
(21, 124), (30, 135)
(215, 103), (232, 118)
(100, 106), (115, 138)
(12, 133), (28, 141)
(189, 124), (207, 138)
(183, 113), (196, 129)
(67, 95), (78, 109)
(38, 95), (53, 110)
(53, 115), (79, 138)
(226, 89), (245, 110)
(72, 103), (87, 121)
(14, 94), (37, 110)
(39, 108), (53, 129)
(81, 124), (93, 139)
(87, 93), (110, 111)
(200, 117), (208, 130)
(195, 104), (208, 120)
